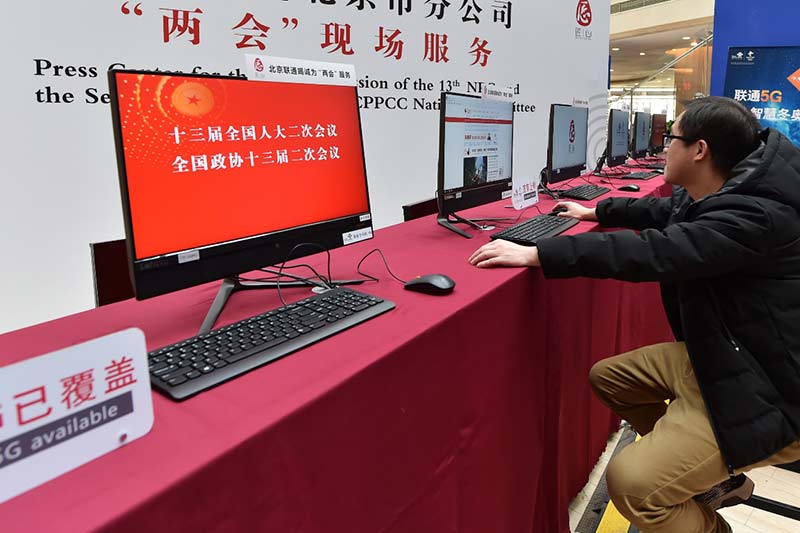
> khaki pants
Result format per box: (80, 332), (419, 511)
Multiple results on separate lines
(590, 341), (800, 532)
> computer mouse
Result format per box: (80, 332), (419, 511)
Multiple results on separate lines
(619, 184), (640, 192)
(549, 206), (569, 216)
(404, 274), (456, 296)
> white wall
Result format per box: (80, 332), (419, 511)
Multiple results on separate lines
(0, 0), (609, 333)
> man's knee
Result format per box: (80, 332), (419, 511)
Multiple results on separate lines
(606, 450), (656, 518)
(589, 358), (615, 399)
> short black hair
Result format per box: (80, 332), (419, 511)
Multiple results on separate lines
(677, 96), (762, 177)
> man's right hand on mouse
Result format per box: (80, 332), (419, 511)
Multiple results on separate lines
(553, 201), (598, 221)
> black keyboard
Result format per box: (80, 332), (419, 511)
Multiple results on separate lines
(644, 163), (665, 170)
(148, 288), (395, 400)
(623, 171), (660, 180)
(556, 183), (610, 201)
(490, 215), (579, 246)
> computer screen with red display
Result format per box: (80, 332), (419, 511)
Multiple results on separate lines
(109, 70), (373, 300)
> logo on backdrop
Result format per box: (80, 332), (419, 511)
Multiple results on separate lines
(254, 58), (264, 72)
(730, 49), (756, 66)
(568, 119), (576, 153)
(575, 0), (593, 40)
(788, 67), (800, 93)
(576, 0), (593, 27)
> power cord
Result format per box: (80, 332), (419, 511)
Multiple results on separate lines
(272, 243), (334, 306)
(356, 249), (407, 285)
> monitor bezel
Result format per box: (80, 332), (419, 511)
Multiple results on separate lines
(546, 103), (589, 185)
(606, 109), (630, 168)
(649, 113), (667, 155)
(107, 69), (374, 300)
(436, 92), (514, 216)
(630, 111), (652, 159)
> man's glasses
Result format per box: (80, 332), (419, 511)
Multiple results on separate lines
(663, 134), (697, 148)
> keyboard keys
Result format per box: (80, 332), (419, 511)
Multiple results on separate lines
(490, 215), (579, 246)
(557, 184), (610, 201)
(146, 288), (396, 400)
(623, 171), (659, 180)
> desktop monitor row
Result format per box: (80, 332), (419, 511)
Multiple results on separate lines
(603, 109), (667, 169)
(109, 71), (661, 311)
(105, 71), (656, 399)
(437, 94), (667, 219)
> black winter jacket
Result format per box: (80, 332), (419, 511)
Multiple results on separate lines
(537, 129), (800, 471)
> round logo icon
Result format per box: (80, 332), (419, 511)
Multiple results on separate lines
(254, 58), (264, 73)
(170, 81), (215, 117)
(576, 0), (593, 27)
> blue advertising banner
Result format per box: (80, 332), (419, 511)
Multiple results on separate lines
(723, 46), (800, 146)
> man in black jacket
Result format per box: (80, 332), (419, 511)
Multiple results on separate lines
(469, 97), (800, 532)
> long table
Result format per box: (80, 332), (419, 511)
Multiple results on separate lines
(0, 175), (673, 532)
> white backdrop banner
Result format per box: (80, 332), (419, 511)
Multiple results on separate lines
(0, 0), (610, 333)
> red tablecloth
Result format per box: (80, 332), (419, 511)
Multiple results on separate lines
(0, 176), (673, 532)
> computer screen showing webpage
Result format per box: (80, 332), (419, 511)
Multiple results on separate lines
(442, 94), (513, 193)
(112, 72), (370, 260)
(634, 112), (652, 153)
(551, 105), (588, 173)
(610, 110), (630, 159)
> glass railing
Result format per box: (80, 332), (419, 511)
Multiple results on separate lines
(610, 34), (713, 127)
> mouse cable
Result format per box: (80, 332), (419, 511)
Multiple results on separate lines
(492, 203), (545, 228)
(249, 264), (331, 287)
(268, 243), (335, 306)
(356, 248), (408, 285)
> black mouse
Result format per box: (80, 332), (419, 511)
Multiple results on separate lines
(549, 206), (569, 216)
(619, 184), (640, 192)
(404, 274), (456, 296)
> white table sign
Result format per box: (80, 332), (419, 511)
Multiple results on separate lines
(0, 328), (153, 503)
(511, 174), (540, 210)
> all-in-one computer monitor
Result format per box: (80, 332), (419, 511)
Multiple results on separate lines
(545, 103), (589, 185)
(108, 70), (373, 333)
(436, 92), (514, 238)
(606, 109), (630, 168)
(650, 113), (667, 155)
(631, 111), (652, 159)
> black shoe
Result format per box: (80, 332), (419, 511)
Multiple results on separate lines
(694, 473), (754, 511)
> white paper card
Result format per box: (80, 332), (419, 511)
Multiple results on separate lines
(511, 174), (540, 210)
(342, 227), (373, 245)
(0, 329), (153, 503)
(482, 84), (515, 102)
(245, 54), (356, 86)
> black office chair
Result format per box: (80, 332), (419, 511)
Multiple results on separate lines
(89, 239), (134, 306)
(741, 461), (800, 521)
(401, 197), (438, 222)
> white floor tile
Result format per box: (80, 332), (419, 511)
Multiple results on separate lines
(745, 507), (800, 532)
(719, 504), (754, 524)
(726, 518), (764, 533)
(771, 467), (800, 492)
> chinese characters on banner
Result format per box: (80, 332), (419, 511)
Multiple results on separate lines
(723, 47), (800, 147)
(731, 89), (800, 122)
(134, 3), (514, 66)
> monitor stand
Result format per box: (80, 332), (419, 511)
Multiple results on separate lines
(198, 274), (363, 335)
(537, 167), (562, 199)
(437, 212), (514, 239)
